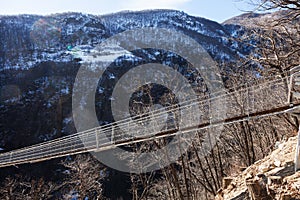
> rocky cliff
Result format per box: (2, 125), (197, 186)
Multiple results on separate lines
(215, 136), (300, 200)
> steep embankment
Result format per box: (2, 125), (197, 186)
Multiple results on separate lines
(215, 136), (300, 200)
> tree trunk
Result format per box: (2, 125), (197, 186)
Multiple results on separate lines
(295, 126), (300, 172)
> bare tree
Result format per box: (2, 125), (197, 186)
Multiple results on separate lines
(0, 175), (64, 200)
(61, 154), (105, 200)
(247, 0), (300, 74)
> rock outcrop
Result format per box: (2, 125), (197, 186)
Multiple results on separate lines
(215, 136), (300, 200)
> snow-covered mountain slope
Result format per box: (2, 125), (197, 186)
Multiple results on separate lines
(0, 9), (251, 72)
(0, 9), (261, 151)
(223, 10), (291, 28)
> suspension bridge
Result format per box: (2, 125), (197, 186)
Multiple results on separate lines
(0, 67), (300, 171)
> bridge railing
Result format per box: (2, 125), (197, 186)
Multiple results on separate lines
(288, 66), (300, 172)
